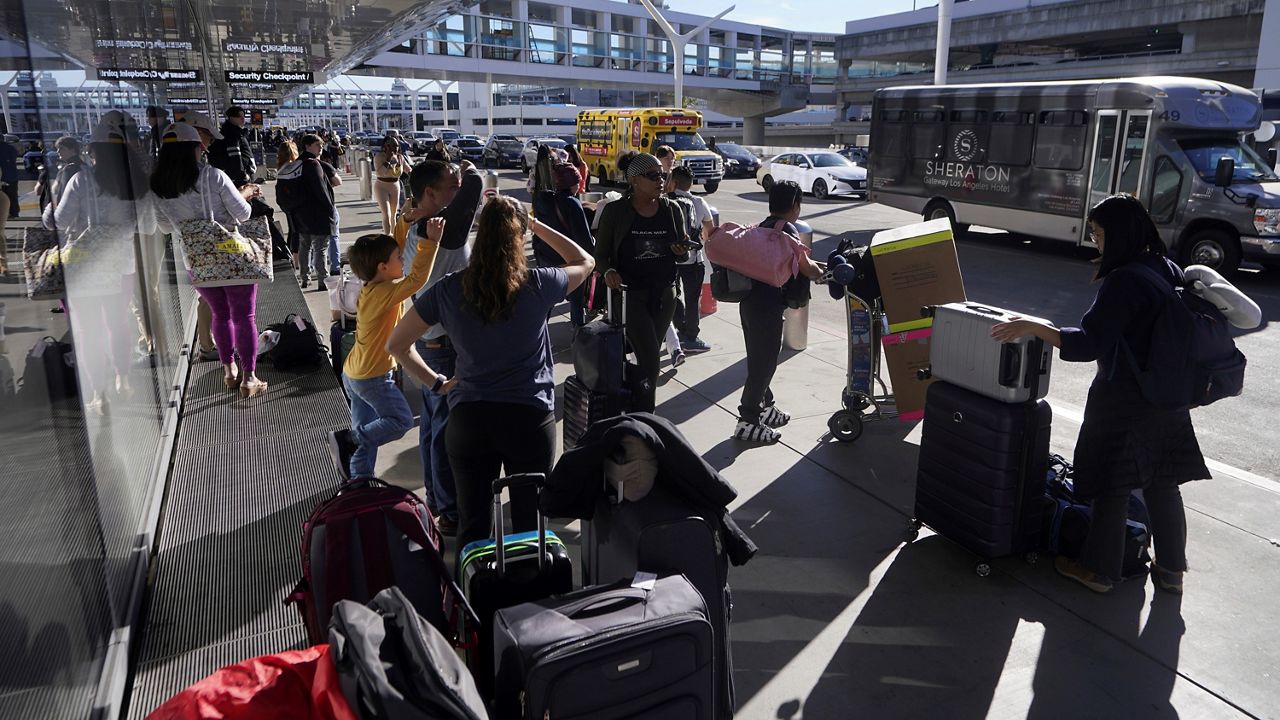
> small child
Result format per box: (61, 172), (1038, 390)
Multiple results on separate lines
(328, 218), (443, 479)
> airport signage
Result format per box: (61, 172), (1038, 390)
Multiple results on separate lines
(95, 39), (193, 51)
(231, 98), (279, 107)
(168, 98), (209, 105)
(230, 82), (278, 90)
(223, 40), (307, 57)
(225, 70), (312, 84)
(98, 67), (201, 82)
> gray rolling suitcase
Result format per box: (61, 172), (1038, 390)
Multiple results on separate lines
(924, 301), (1053, 403)
(492, 574), (715, 719)
(582, 486), (734, 719)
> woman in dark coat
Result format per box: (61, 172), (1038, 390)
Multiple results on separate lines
(991, 194), (1209, 595)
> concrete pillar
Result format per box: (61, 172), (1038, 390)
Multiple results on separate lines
(725, 31), (737, 78)
(1257, 0), (1280, 88)
(934, 0), (953, 86)
(556, 5), (571, 65)
(1181, 29), (1197, 55)
(743, 115), (765, 145)
(515, 0), (529, 61)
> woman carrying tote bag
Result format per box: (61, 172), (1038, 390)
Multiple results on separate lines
(152, 122), (269, 397)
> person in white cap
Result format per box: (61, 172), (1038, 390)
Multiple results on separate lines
(179, 110), (224, 148)
(151, 122), (268, 398)
(43, 116), (155, 412)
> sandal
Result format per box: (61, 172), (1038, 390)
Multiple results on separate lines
(240, 378), (268, 398)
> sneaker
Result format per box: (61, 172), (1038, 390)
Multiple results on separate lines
(327, 429), (359, 481)
(681, 338), (712, 354)
(672, 350), (687, 368)
(760, 405), (791, 428)
(315, 277), (327, 292)
(300, 276), (310, 289)
(733, 420), (781, 444)
(1055, 555), (1113, 593)
(436, 516), (459, 537)
(198, 347), (220, 362)
(1151, 563), (1184, 595)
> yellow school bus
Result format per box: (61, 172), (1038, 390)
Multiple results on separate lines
(576, 107), (724, 193)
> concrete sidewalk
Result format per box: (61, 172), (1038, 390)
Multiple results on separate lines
(301, 170), (1278, 720)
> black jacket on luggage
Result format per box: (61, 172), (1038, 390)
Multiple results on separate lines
(543, 412), (758, 566)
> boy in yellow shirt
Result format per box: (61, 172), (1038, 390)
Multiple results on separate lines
(328, 217), (443, 479)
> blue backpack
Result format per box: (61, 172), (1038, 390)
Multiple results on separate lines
(1121, 260), (1246, 409)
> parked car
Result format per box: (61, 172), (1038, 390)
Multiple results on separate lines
(436, 128), (461, 142)
(711, 142), (760, 178)
(408, 131), (436, 154)
(452, 137), (486, 162)
(521, 137), (567, 174)
(483, 139), (524, 168)
(756, 150), (868, 200)
(838, 146), (869, 165)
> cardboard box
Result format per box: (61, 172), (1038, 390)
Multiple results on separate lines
(870, 218), (967, 333)
(882, 325), (934, 421)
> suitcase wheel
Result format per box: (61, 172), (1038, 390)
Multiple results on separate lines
(974, 561), (992, 578)
(828, 410), (863, 443)
(1024, 551), (1040, 565)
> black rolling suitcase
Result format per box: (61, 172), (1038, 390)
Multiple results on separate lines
(565, 288), (635, 448)
(912, 380), (1051, 574)
(492, 574), (716, 720)
(582, 485), (735, 719)
(458, 474), (573, 698)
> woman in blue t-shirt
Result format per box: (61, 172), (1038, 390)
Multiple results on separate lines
(387, 195), (595, 548)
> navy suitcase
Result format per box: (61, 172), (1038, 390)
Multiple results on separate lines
(582, 485), (734, 719)
(492, 574), (716, 720)
(572, 287), (629, 394)
(562, 374), (629, 449)
(913, 381), (1051, 572)
(458, 473), (573, 698)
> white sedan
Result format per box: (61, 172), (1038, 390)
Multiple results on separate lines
(756, 151), (868, 200)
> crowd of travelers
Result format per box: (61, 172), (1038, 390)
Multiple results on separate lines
(16, 105), (1219, 597)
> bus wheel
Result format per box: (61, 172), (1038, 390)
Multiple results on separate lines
(813, 178), (830, 200)
(704, 181), (719, 195)
(924, 200), (969, 235)
(761, 174), (775, 192)
(1180, 228), (1240, 275)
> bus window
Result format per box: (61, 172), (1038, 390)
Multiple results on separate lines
(1090, 114), (1119, 193)
(879, 108), (908, 158)
(987, 111), (1033, 166)
(1149, 156), (1182, 224)
(1034, 110), (1088, 170)
(911, 110), (945, 160)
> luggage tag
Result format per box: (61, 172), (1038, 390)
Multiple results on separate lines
(630, 571), (657, 591)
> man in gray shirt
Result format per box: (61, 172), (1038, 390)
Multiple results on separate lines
(400, 159), (482, 534)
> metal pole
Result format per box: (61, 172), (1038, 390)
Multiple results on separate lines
(0, 74), (15, 134)
(636, 0), (734, 108)
(486, 73), (494, 137)
(934, 0), (953, 86)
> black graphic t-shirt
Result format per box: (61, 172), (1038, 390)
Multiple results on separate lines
(618, 206), (678, 290)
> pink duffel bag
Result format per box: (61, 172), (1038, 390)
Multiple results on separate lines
(704, 219), (811, 287)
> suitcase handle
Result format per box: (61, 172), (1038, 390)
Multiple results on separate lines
(491, 473), (547, 575)
(563, 589), (648, 620)
(607, 285), (628, 327)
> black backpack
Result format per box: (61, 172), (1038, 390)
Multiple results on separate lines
(263, 314), (327, 371)
(1121, 261), (1246, 409)
(274, 159), (309, 214)
(18, 336), (78, 404)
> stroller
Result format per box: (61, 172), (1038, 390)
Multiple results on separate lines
(823, 238), (897, 443)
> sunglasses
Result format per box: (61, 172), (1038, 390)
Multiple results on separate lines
(639, 171), (669, 182)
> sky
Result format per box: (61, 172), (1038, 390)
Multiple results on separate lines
(667, 0), (937, 33)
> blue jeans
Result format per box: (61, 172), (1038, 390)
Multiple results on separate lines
(328, 210), (341, 275)
(343, 371), (414, 478)
(417, 340), (458, 520)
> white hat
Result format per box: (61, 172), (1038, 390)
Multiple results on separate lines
(159, 122), (203, 145)
(90, 122), (128, 145)
(180, 110), (223, 140)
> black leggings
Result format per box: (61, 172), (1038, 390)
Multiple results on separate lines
(738, 282), (786, 422)
(445, 401), (556, 550)
(1083, 483), (1187, 581)
(624, 286), (677, 413)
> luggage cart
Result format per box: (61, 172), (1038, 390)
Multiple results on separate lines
(828, 290), (897, 443)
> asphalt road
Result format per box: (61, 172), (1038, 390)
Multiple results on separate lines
(489, 169), (1280, 482)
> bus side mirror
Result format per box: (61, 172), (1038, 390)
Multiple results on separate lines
(1214, 157), (1234, 188)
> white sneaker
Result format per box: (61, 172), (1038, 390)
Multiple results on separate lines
(760, 405), (791, 428)
(733, 420), (781, 444)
